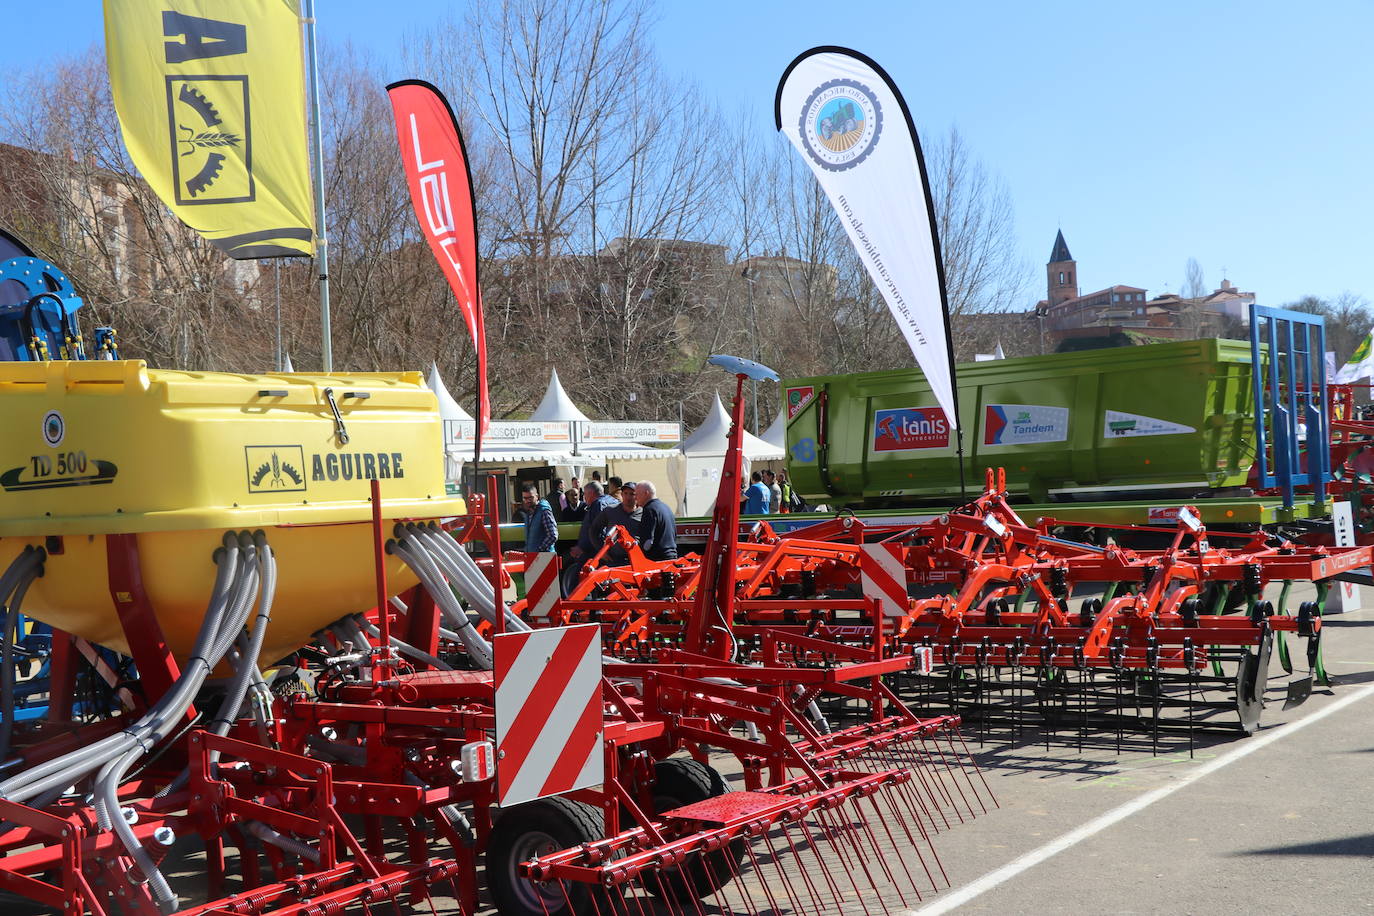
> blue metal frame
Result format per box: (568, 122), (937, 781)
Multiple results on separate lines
(1249, 303), (1330, 508)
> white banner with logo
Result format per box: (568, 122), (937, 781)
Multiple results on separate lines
(776, 47), (958, 431)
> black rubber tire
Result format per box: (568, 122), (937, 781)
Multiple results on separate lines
(486, 796), (603, 916)
(646, 758), (744, 900)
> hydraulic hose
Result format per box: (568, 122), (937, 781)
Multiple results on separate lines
(0, 548), (44, 766)
(358, 619), (453, 671)
(389, 537), (494, 669)
(96, 533), (262, 913)
(0, 537), (240, 804)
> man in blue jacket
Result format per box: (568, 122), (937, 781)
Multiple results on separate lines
(744, 470), (771, 514)
(520, 482), (558, 552)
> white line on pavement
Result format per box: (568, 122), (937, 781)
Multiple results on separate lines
(910, 682), (1374, 915)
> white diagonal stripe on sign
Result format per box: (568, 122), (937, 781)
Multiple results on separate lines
(571, 741), (601, 795)
(871, 543), (907, 584)
(528, 554), (559, 618)
(501, 630), (602, 805)
(861, 570), (903, 615)
(493, 633), (542, 728)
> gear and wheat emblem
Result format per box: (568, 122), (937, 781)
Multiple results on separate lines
(167, 77), (254, 205)
(177, 85), (240, 196)
(244, 446), (306, 494)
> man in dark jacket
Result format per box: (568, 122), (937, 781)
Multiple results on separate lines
(594, 481), (643, 566)
(633, 480), (677, 561)
(571, 482), (618, 560)
(564, 481), (619, 592)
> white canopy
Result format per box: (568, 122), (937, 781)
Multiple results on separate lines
(426, 363), (473, 422)
(454, 444), (574, 464)
(761, 409), (786, 452)
(577, 444), (668, 461)
(529, 368), (590, 422)
(681, 395), (784, 459)
(677, 395), (783, 516)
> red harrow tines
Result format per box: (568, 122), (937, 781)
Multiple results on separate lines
(881, 473), (1365, 750)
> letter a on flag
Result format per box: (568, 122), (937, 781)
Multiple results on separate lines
(386, 80), (490, 438)
(104, 0), (316, 258)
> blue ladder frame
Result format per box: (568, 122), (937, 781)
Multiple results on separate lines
(1249, 303), (1330, 509)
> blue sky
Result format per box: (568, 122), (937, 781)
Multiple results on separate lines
(6, 0), (1372, 308)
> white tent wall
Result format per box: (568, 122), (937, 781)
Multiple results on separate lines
(602, 456), (682, 516)
(680, 453), (752, 517)
(676, 394), (782, 516)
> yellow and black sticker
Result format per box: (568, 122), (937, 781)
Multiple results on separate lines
(1, 451), (118, 492)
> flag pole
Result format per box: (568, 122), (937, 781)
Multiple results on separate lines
(303, 0), (332, 372)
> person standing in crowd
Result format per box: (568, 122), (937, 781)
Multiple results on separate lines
(520, 482), (558, 552)
(549, 477), (567, 511)
(744, 470), (770, 514)
(634, 480), (677, 561)
(778, 469), (797, 513)
(607, 476), (623, 494)
(597, 481), (643, 565)
(561, 484), (586, 523)
(765, 470), (783, 515)
(565, 481), (619, 592)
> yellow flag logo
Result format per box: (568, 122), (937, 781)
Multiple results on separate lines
(105, 2), (315, 258)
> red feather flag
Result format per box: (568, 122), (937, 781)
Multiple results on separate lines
(386, 79), (490, 450)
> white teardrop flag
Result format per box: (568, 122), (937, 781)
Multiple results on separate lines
(775, 47), (959, 431)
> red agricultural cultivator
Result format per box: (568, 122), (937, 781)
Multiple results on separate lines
(0, 355), (990, 916)
(543, 437), (1370, 755)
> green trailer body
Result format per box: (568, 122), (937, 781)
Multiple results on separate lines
(783, 339), (1258, 506)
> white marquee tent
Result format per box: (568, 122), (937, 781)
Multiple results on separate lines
(673, 394), (785, 516)
(427, 365), (572, 475)
(761, 409), (786, 453)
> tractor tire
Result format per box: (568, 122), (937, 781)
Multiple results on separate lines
(645, 757), (745, 901)
(486, 796), (604, 916)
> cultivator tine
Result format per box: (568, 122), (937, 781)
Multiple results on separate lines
(726, 838), (766, 915)
(862, 786), (929, 899)
(775, 818), (825, 913)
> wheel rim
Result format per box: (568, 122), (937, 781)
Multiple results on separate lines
(507, 830), (567, 911)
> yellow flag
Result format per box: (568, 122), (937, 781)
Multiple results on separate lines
(104, 1), (315, 258)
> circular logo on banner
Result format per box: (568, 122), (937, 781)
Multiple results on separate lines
(42, 410), (65, 448)
(799, 79), (883, 171)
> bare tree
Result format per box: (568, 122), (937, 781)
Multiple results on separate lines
(412, 0), (733, 422)
(1288, 292), (1372, 363)
(1182, 257), (1207, 298)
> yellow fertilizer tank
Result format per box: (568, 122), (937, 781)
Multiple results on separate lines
(0, 360), (465, 665)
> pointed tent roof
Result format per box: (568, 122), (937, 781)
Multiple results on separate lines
(281, 353), (295, 373)
(426, 363), (473, 422)
(1049, 229), (1073, 264)
(528, 368), (590, 423)
(681, 394), (784, 459)
(761, 409), (786, 451)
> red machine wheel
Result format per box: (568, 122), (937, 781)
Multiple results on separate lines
(486, 796), (603, 915)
